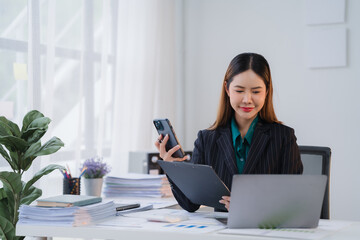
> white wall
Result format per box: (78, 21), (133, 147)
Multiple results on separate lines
(182, 0), (360, 221)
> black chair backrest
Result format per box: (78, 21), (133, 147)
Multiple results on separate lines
(299, 146), (331, 219)
(147, 151), (192, 175)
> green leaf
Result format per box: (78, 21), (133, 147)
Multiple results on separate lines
(23, 129), (47, 145)
(22, 141), (41, 162)
(0, 215), (15, 240)
(0, 188), (6, 200)
(20, 185), (42, 206)
(22, 158), (35, 172)
(0, 136), (28, 153)
(3, 188), (15, 224)
(0, 197), (10, 222)
(0, 117), (20, 137)
(0, 172), (22, 196)
(0, 145), (17, 171)
(23, 164), (65, 194)
(0, 123), (12, 138)
(34, 137), (64, 156)
(9, 151), (19, 171)
(21, 117), (51, 144)
(0, 172), (22, 223)
(21, 110), (44, 133)
(21, 141), (41, 170)
(0, 172), (22, 215)
(20, 138), (64, 171)
(0, 189), (10, 223)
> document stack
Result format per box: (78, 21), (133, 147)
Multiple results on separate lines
(18, 201), (116, 226)
(103, 173), (172, 198)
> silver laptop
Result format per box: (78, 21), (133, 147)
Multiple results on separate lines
(228, 175), (327, 228)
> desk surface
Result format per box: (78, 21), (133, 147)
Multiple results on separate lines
(16, 197), (360, 240)
(16, 218), (360, 240)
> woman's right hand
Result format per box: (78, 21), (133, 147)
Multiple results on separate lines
(219, 196), (231, 211)
(154, 134), (188, 162)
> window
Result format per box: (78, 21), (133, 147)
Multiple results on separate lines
(0, 0), (178, 196)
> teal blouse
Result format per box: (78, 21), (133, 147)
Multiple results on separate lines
(231, 115), (259, 174)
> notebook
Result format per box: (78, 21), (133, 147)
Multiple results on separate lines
(228, 175), (327, 228)
(157, 160), (230, 211)
(37, 194), (102, 207)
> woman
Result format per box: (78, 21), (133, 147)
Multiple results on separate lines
(155, 53), (303, 212)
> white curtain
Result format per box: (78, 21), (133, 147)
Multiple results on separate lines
(0, 0), (179, 195)
(110, 0), (177, 174)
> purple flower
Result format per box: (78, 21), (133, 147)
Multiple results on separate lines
(80, 156), (111, 178)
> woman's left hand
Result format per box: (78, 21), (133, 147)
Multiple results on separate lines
(219, 196), (231, 211)
(154, 134), (188, 162)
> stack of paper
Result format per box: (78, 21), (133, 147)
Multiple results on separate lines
(18, 201), (116, 226)
(37, 194), (102, 207)
(103, 173), (172, 198)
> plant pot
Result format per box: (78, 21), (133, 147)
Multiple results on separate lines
(83, 178), (104, 196)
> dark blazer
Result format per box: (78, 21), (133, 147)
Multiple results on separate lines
(170, 119), (303, 212)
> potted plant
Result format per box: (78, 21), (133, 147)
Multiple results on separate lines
(0, 110), (65, 240)
(80, 156), (110, 197)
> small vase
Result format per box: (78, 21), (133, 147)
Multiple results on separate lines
(83, 178), (103, 197)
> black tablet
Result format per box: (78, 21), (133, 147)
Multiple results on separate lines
(157, 160), (230, 211)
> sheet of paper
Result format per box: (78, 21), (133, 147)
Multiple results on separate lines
(217, 219), (353, 240)
(107, 173), (165, 180)
(108, 197), (178, 209)
(147, 199), (178, 209)
(123, 209), (189, 223)
(151, 221), (225, 234)
(179, 217), (225, 227)
(315, 219), (354, 231)
(95, 216), (147, 228)
(13, 63), (28, 80)
(306, 27), (346, 68)
(0, 101), (14, 118)
(305, 0), (345, 25)
(96, 215), (225, 234)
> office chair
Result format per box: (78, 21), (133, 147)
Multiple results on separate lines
(147, 151), (192, 174)
(299, 145), (331, 219)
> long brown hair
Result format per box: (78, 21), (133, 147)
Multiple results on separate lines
(209, 53), (279, 130)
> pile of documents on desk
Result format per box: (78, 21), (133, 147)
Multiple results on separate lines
(18, 201), (116, 226)
(103, 173), (172, 198)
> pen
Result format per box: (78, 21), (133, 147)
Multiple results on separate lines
(116, 203), (140, 211)
(59, 169), (67, 178)
(66, 164), (72, 178)
(79, 167), (87, 178)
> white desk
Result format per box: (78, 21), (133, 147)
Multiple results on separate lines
(16, 218), (360, 240)
(16, 197), (360, 240)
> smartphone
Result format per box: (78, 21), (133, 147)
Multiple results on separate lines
(153, 118), (185, 158)
(116, 203), (140, 211)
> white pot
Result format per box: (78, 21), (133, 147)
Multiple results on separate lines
(83, 178), (104, 197)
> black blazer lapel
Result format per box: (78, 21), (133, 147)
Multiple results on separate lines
(244, 121), (270, 173)
(216, 126), (238, 176)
